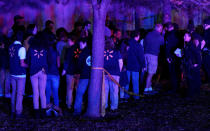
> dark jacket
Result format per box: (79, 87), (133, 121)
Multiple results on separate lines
(144, 30), (164, 56)
(27, 47), (48, 76)
(9, 43), (26, 75)
(78, 47), (91, 79)
(165, 30), (179, 59)
(127, 38), (145, 72)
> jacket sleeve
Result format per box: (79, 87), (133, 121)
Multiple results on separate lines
(63, 48), (70, 71)
(136, 44), (145, 69)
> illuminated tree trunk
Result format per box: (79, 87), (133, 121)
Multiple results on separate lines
(86, 0), (111, 117)
(163, 0), (171, 23)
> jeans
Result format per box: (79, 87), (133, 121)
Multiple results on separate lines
(31, 70), (47, 109)
(74, 79), (89, 114)
(0, 69), (10, 96)
(125, 71), (140, 99)
(46, 75), (60, 106)
(66, 75), (74, 109)
(10, 76), (26, 114)
(105, 75), (119, 110)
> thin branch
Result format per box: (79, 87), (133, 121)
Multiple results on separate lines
(101, 0), (111, 11)
(92, 0), (98, 9)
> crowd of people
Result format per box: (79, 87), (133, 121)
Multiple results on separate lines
(0, 15), (209, 119)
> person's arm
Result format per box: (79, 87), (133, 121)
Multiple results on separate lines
(19, 47), (28, 68)
(57, 55), (61, 68)
(62, 48), (70, 76)
(201, 40), (206, 50)
(119, 59), (123, 72)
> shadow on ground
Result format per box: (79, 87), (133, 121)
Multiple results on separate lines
(0, 86), (209, 131)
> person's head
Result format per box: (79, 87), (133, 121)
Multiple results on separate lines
(84, 21), (91, 30)
(166, 22), (174, 32)
(14, 15), (24, 26)
(67, 34), (76, 47)
(105, 37), (114, 50)
(187, 20), (195, 33)
(192, 34), (201, 47)
(155, 24), (163, 33)
(74, 21), (83, 32)
(203, 18), (210, 30)
(131, 31), (140, 41)
(15, 31), (24, 42)
(26, 24), (37, 36)
(45, 20), (54, 31)
(78, 37), (87, 49)
(114, 29), (122, 40)
(56, 27), (68, 41)
(184, 32), (191, 43)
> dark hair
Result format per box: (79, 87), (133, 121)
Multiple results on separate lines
(131, 30), (140, 38)
(15, 31), (24, 42)
(30, 32), (46, 49)
(56, 27), (67, 40)
(165, 22), (173, 29)
(45, 20), (54, 27)
(84, 21), (91, 26)
(78, 37), (88, 43)
(67, 34), (77, 42)
(105, 37), (114, 50)
(113, 29), (121, 34)
(26, 24), (36, 36)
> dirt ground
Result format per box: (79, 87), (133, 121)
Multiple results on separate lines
(0, 84), (209, 131)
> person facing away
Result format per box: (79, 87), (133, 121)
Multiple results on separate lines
(9, 31), (28, 118)
(144, 24), (164, 93)
(124, 31), (145, 100)
(103, 37), (123, 111)
(27, 32), (48, 118)
(46, 42), (62, 116)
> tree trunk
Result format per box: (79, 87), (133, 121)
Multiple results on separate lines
(86, 0), (108, 117)
(163, 0), (171, 23)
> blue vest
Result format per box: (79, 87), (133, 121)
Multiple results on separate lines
(29, 48), (48, 76)
(9, 44), (26, 75)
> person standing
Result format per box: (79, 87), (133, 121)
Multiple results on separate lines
(9, 31), (28, 118)
(46, 42), (61, 116)
(165, 23), (180, 93)
(144, 24), (164, 93)
(203, 18), (210, 84)
(182, 32), (201, 99)
(124, 31), (145, 100)
(62, 35), (77, 110)
(27, 32), (48, 118)
(104, 38), (123, 110)
(73, 38), (91, 115)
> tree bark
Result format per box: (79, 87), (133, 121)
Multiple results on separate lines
(163, 0), (172, 23)
(86, 0), (110, 117)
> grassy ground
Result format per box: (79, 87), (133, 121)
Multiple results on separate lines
(0, 85), (209, 131)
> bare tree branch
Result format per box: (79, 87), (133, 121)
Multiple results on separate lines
(92, 0), (98, 9)
(101, 0), (111, 11)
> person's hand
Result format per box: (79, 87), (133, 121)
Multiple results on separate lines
(167, 58), (171, 63)
(193, 64), (198, 68)
(62, 70), (66, 76)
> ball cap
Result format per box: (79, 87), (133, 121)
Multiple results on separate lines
(14, 15), (24, 22)
(204, 18), (210, 25)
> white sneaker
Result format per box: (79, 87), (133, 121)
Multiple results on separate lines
(144, 88), (149, 92)
(148, 86), (153, 91)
